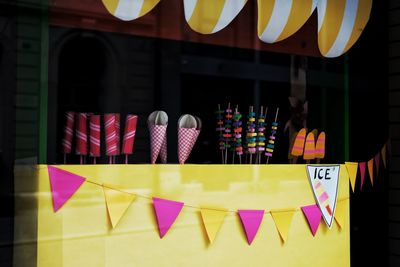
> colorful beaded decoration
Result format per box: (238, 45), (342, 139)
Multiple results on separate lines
(216, 105), (225, 159)
(233, 107), (243, 157)
(256, 110), (266, 154)
(265, 108), (279, 163)
(223, 105), (233, 159)
(246, 108), (257, 156)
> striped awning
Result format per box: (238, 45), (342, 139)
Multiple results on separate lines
(102, 0), (372, 58)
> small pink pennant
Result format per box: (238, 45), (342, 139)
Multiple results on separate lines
(374, 153), (380, 176)
(238, 210), (264, 245)
(48, 166), (85, 212)
(359, 162), (366, 190)
(301, 204), (322, 236)
(153, 197), (184, 238)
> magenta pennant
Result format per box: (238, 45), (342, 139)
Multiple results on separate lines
(374, 153), (380, 176)
(48, 166), (86, 212)
(359, 162), (366, 190)
(152, 197), (184, 238)
(301, 204), (322, 236)
(238, 210), (264, 245)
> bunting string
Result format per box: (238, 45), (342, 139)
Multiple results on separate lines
(64, 169), (350, 214)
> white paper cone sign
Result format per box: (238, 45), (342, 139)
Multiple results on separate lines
(306, 165), (340, 228)
(178, 114), (200, 164)
(148, 111), (168, 164)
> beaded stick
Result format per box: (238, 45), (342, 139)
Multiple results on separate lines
(223, 103), (233, 164)
(216, 104), (225, 164)
(256, 106), (268, 164)
(233, 105), (243, 164)
(265, 108), (279, 164)
(246, 106), (257, 164)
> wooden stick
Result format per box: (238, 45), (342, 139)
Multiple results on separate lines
(64, 154), (66, 164)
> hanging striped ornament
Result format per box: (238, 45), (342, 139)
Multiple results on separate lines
(317, 0), (373, 57)
(102, 0), (160, 21)
(257, 0), (317, 43)
(184, 0), (248, 34)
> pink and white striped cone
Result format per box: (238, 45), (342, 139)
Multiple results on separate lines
(115, 113), (121, 155)
(148, 124), (167, 164)
(148, 111), (168, 164)
(75, 113), (88, 155)
(62, 111), (75, 154)
(89, 115), (101, 157)
(122, 115), (138, 155)
(178, 128), (198, 164)
(104, 114), (118, 156)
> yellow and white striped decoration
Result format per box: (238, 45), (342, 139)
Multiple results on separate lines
(183, 0), (248, 34)
(101, 0), (373, 58)
(102, 0), (160, 21)
(317, 0), (373, 57)
(257, 0), (318, 43)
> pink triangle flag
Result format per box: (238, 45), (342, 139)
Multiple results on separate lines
(152, 197), (184, 238)
(48, 166), (86, 212)
(374, 153), (380, 176)
(301, 204), (322, 236)
(238, 210), (264, 245)
(359, 162), (366, 190)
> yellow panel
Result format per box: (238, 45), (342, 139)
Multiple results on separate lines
(32, 164), (349, 267)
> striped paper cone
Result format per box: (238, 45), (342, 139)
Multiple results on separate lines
(177, 114), (199, 164)
(122, 115), (138, 155)
(148, 111), (168, 164)
(115, 113), (121, 155)
(89, 115), (101, 158)
(75, 113), (88, 155)
(178, 128), (198, 164)
(149, 124), (167, 164)
(104, 113), (118, 156)
(62, 111), (75, 154)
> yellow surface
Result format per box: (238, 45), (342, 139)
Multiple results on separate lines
(35, 164), (350, 267)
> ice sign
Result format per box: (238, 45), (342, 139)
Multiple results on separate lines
(306, 165), (340, 228)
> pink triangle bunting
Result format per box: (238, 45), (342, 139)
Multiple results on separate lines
(238, 210), (264, 245)
(374, 153), (380, 176)
(359, 162), (366, 190)
(48, 166), (86, 212)
(301, 204), (322, 236)
(152, 197), (184, 238)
